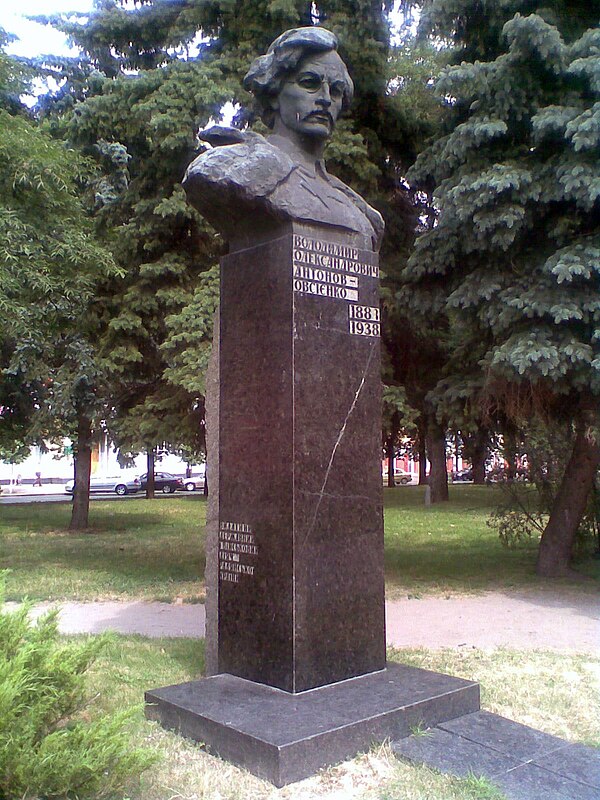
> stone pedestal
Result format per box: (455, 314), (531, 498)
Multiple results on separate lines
(216, 223), (384, 693)
(146, 222), (480, 781)
(146, 663), (480, 787)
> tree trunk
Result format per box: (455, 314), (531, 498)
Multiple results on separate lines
(470, 428), (489, 484)
(427, 420), (448, 503)
(417, 422), (428, 485)
(69, 411), (92, 531)
(536, 407), (600, 577)
(146, 448), (155, 499)
(385, 411), (399, 487)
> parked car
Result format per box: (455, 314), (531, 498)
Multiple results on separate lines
(382, 469), (412, 485)
(451, 468), (473, 482)
(182, 473), (206, 492)
(138, 471), (185, 494)
(65, 475), (140, 496)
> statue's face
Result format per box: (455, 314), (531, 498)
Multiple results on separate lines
(273, 50), (347, 141)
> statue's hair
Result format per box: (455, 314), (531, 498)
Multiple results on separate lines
(243, 27), (354, 129)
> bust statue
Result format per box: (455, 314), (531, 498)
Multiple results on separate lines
(183, 27), (384, 251)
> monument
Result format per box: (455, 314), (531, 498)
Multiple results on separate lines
(145, 27), (479, 785)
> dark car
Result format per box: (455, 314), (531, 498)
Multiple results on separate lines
(138, 471), (185, 494)
(451, 468), (473, 482)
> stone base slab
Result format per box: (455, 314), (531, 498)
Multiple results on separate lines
(392, 711), (600, 800)
(145, 662), (479, 786)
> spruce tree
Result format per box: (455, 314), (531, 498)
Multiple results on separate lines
(402, 0), (600, 575)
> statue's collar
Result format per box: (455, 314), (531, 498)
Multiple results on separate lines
(267, 134), (327, 177)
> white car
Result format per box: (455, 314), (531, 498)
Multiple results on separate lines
(182, 467), (206, 492)
(65, 475), (140, 496)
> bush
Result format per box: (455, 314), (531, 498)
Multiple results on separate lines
(0, 575), (156, 799)
(487, 421), (600, 555)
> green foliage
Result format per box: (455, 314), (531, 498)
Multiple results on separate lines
(0, 576), (155, 799)
(36, 0), (419, 462)
(487, 421), (600, 553)
(0, 29), (35, 113)
(162, 264), (220, 395)
(403, 5), (600, 406)
(39, 4), (244, 457)
(0, 97), (119, 468)
(0, 112), (109, 329)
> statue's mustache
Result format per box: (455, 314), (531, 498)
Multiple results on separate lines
(300, 110), (334, 124)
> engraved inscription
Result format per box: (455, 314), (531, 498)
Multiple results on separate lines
(349, 319), (380, 337)
(292, 235), (380, 336)
(293, 235), (379, 278)
(294, 278), (358, 302)
(219, 521), (258, 584)
(349, 304), (380, 322)
(293, 263), (359, 288)
(349, 305), (380, 336)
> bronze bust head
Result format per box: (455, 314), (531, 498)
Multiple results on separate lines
(183, 27), (383, 251)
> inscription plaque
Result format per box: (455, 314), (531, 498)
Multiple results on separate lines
(218, 522), (259, 584)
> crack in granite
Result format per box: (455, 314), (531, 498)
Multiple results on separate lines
(302, 342), (376, 544)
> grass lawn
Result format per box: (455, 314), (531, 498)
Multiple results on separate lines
(0, 496), (207, 602)
(80, 635), (598, 800)
(1, 486), (598, 601)
(383, 485), (599, 596)
(2, 489), (598, 798)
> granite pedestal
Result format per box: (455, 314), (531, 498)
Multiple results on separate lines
(215, 224), (385, 693)
(146, 662), (480, 787)
(146, 222), (481, 781)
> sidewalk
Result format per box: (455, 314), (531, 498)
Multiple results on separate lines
(15, 589), (599, 652)
(0, 483), (66, 497)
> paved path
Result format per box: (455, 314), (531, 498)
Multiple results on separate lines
(393, 710), (600, 800)
(17, 589), (599, 652)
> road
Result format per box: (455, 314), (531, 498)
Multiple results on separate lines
(0, 487), (202, 504)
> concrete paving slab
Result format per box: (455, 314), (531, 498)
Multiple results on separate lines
(533, 743), (600, 790)
(392, 712), (599, 800)
(439, 710), (568, 760)
(495, 762), (598, 800)
(391, 726), (521, 778)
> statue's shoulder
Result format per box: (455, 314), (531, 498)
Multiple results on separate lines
(183, 126), (294, 199)
(325, 171), (385, 251)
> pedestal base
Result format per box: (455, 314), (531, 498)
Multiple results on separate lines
(145, 663), (480, 786)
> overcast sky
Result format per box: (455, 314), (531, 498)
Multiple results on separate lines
(1, 1), (94, 57)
